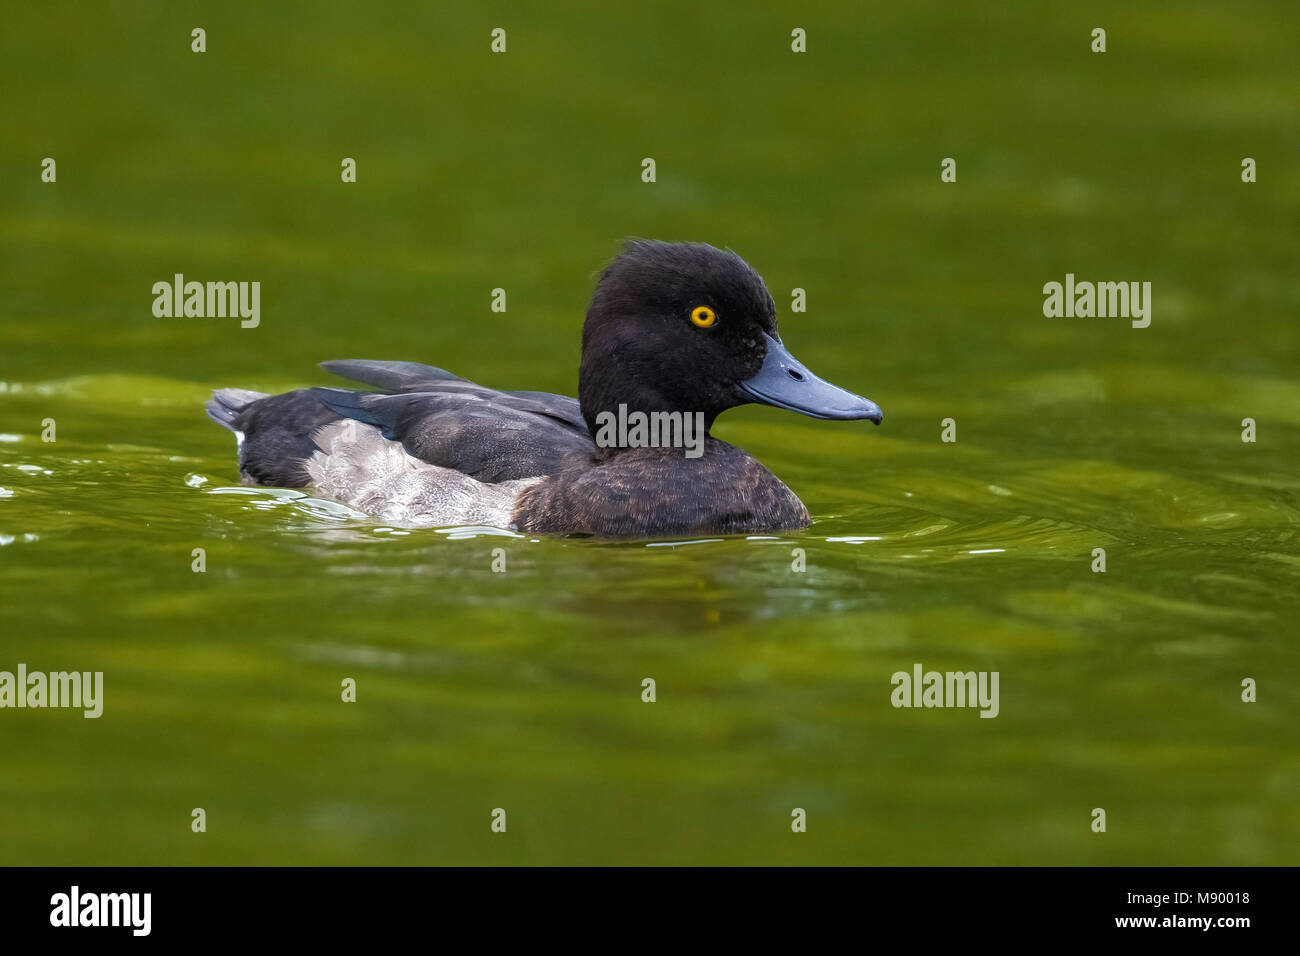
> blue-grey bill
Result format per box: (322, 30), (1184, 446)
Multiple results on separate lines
(738, 333), (883, 423)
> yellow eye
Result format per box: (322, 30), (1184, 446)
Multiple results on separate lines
(690, 306), (717, 328)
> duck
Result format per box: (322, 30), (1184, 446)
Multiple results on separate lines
(205, 240), (882, 537)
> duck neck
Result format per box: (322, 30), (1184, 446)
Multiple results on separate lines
(579, 382), (720, 460)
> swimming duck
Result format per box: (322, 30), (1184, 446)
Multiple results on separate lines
(206, 240), (882, 536)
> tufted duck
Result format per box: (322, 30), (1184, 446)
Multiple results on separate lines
(205, 241), (882, 536)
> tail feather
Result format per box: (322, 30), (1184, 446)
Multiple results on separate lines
(205, 388), (268, 431)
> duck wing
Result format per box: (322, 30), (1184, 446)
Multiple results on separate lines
(319, 359), (465, 391)
(312, 361), (593, 483)
(320, 359), (587, 430)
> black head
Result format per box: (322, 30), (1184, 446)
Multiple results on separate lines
(578, 240), (881, 438)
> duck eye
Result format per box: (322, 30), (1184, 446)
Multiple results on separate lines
(690, 306), (717, 328)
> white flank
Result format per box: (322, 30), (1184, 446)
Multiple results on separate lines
(305, 420), (540, 528)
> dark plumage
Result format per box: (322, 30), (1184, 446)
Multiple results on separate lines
(205, 240), (882, 537)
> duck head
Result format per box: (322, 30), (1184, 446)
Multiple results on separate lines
(578, 240), (883, 437)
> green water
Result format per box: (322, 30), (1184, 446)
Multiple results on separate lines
(2, 2), (1298, 864)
